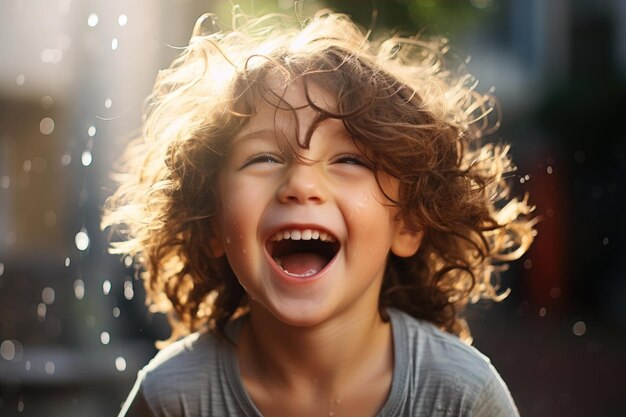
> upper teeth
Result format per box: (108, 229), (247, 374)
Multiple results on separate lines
(270, 229), (336, 242)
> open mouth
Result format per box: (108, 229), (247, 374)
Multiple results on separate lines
(266, 229), (340, 278)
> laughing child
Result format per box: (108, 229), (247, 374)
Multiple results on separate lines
(104, 9), (535, 417)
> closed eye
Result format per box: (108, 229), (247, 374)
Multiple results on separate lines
(333, 153), (371, 168)
(241, 153), (282, 168)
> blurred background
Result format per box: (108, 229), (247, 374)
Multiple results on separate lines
(0, 0), (624, 416)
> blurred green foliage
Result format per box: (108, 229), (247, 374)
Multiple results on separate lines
(210, 0), (501, 39)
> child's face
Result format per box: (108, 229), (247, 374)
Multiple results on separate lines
(214, 80), (421, 327)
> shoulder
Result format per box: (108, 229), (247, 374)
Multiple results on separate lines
(390, 308), (493, 377)
(139, 331), (219, 406)
(388, 309), (519, 416)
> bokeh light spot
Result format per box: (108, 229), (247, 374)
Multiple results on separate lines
(40, 118), (55, 135)
(44, 361), (55, 375)
(81, 151), (92, 166)
(75, 230), (90, 251)
(115, 356), (126, 371)
(87, 13), (99, 27)
(1, 340), (16, 360)
(103, 280), (111, 295)
(42, 287), (55, 305)
(74, 279), (84, 300)
(573, 321), (587, 336)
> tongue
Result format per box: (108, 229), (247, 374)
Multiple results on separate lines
(279, 253), (328, 276)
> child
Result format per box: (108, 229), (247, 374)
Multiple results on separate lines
(103, 8), (534, 417)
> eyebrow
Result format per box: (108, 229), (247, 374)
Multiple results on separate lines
(231, 128), (278, 145)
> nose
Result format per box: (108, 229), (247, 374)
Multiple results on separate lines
(276, 162), (327, 205)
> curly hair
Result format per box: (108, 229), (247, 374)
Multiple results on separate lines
(102, 9), (535, 346)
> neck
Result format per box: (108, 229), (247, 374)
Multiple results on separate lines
(239, 304), (392, 392)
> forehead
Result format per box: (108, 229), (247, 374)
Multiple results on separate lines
(233, 77), (342, 146)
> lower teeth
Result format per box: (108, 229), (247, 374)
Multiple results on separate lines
(283, 268), (317, 278)
(273, 257), (317, 277)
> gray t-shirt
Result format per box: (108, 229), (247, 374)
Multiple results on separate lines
(119, 309), (519, 416)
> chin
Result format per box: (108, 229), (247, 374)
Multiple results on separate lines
(261, 300), (336, 328)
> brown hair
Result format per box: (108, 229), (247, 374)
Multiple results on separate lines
(102, 10), (535, 345)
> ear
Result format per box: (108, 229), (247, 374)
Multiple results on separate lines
(391, 222), (423, 258)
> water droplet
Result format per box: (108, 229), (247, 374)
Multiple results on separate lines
(42, 287), (55, 304)
(1, 176), (9, 189)
(118, 14), (128, 26)
(1, 340), (16, 360)
(100, 331), (110, 344)
(81, 151), (92, 166)
(25, 360), (31, 370)
(75, 230), (90, 250)
(0, 263), (4, 276)
(41, 95), (54, 109)
(465, 55), (472, 64)
(115, 356), (126, 371)
(74, 279), (84, 300)
(16, 74), (25, 85)
(573, 321), (586, 336)
(602, 237), (609, 245)
(111, 38), (118, 50)
(523, 259), (532, 270)
(44, 210), (57, 227)
(61, 153), (72, 166)
(102, 280), (111, 295)
(124, 255), (133, 267)
(112, 306), (120, 318)
(546, 166), (553, 175)
(538, 307), (547, 317)
(436, 403), (444, 411)
(17, 398), (24, 412)
(87, 13), (99, 27)
(550, 287), (561, 298)
(87, 125), (96, 137)
(40, 117), (55, 135)
(44, 361), (55, 375)
(21, 160), (31, 173)
(65, 257), (70, 267)
(123, 281), (134, 300)
(104, 98), (112, 108)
